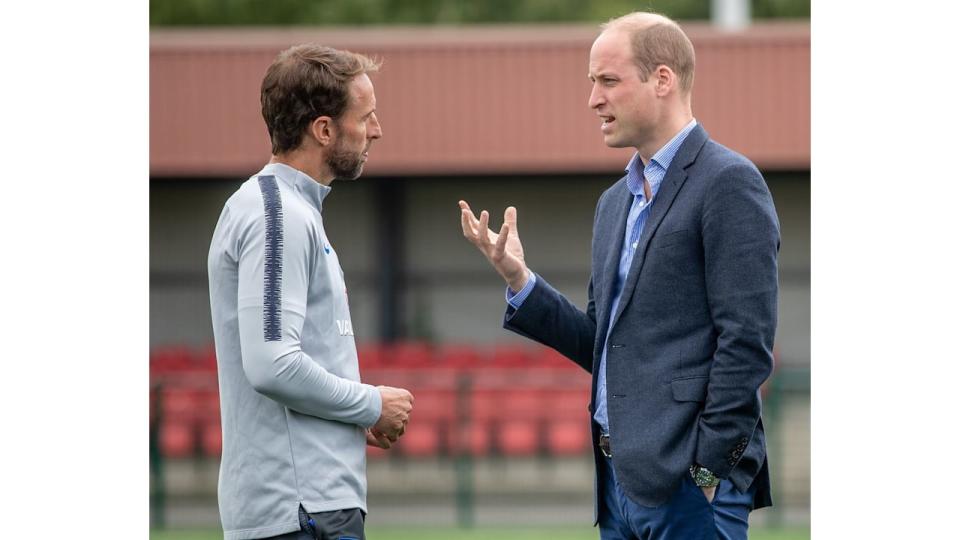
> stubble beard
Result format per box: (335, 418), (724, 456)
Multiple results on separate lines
(327, 138), (365, 181)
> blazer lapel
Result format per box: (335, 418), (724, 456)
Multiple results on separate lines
(594, 179), (632, 354)
(608, 125), (709, 331)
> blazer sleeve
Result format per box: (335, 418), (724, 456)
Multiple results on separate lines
(696, 162), (780, 478)
(502, 273), (596, 373)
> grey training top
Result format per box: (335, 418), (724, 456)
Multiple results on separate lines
(207, 162), (382, 540)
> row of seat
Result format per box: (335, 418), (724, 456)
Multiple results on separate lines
(153, 415), (592, 459)
(150, 374), (594, 459)
(150, 381), (591, 421)
(150, 342), (584, 375)
(369, 417), (592, 458)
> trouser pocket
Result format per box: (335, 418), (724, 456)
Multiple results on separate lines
(685, 473), (720, 508)
(298, 505), (319, 539)
(299, 506), (366, 540)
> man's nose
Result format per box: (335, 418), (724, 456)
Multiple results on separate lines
(369, 114), (382, 139)
(588, 85), (604, 109)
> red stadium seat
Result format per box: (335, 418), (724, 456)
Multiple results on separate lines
(542, 387), (591, 456)
(197, 344), (218, 373)
(501, 389), (543, 421)
(160, 420), (194, 458)
(538, 347), (579, 370)
(435, 344), (484, 370)
(548, 388), (592, 418)
(498, 420), (539, 456)
(491, 345), (532, 368)
(357, 342), (388, 370)
(201, 421), (222, 457)
(409, 389), (458, 422)
(389, 342), (433, 368)
(160, 387), (199, 422)
(150, 347), (191, 376)
(468, 389), (500, 422)
(195, 388), (220, 422)
(448, 421), (492, 456)
(397, 421), (441, 457)
(468, 422), (492, 456)
(547, 420), (590, 455)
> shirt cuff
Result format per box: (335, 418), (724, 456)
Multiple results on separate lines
(505, 271), (537, 309)
(359, 383), (383, 429)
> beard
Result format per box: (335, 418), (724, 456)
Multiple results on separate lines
(326, 138), (366, 181)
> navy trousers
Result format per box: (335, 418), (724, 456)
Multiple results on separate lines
(598, 455), (754, 540)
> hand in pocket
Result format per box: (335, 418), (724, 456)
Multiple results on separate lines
(701, 485), (717, 503)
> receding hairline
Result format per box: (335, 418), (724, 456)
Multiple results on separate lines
(596, 12), (696, 94)
(600, 12), (678, 35)
(597, 13), (691, 55)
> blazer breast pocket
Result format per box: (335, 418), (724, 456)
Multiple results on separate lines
(654, 228), (691, 249)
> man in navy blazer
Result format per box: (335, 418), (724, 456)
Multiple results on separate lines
(459, 11), (779, 540)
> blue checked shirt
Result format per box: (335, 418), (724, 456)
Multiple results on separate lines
(507, 119), (697, 434)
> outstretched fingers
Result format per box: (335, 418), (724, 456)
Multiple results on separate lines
(505, 206), (519, 238)
(460, 208), (475, 239)
(460, 201), (479, 242)
(460, 200), (507, 256)
(477, 210), (491, 248)
(494, 221), (509, 259)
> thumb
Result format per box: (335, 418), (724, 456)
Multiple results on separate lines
(505, 206), (519, 235)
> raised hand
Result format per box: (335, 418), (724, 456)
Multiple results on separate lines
(459, 201), (530, 292)
(373, 385), (414, 441)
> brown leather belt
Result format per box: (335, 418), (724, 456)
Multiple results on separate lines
(599, 434), (612, 458)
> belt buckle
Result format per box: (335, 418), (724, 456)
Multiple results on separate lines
(599, 434), (612, 458)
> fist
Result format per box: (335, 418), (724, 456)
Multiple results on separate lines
(373, 385), (414, 441)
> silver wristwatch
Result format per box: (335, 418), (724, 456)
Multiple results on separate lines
(689, 464), (720, 487)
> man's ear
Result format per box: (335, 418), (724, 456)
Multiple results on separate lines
(654, 65), (675, 97)
(308, 116), (335, 147)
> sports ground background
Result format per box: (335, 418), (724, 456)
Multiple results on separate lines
(150, 3), (810, 538)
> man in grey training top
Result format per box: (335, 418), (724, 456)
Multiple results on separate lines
(208, 44), (414, 540)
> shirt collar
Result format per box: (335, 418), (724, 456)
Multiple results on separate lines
(258, 162), (331, 212)
(625, 118), (698, 196)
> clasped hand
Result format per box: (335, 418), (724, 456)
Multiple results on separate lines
(367, 385), (414, 449)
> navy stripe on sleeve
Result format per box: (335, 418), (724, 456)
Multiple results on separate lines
(258, 175), (283, 342)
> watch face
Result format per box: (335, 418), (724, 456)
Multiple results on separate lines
(690, 465), (719, 487)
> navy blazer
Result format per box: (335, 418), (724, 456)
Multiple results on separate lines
(504, 124), (779, 511)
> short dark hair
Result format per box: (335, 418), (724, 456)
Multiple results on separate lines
(260, 44), (381, 155)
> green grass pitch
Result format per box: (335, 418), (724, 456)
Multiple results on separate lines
(151, 526), (810, 540)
